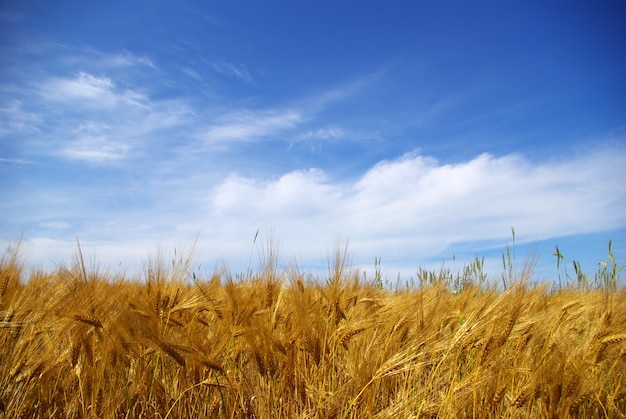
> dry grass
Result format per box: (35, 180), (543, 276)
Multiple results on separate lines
(0, 242), (625, 418)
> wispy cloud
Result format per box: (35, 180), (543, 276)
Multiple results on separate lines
(61, 136), (130, 163)
(100, 50), (156, 69)
(0, 99), (41, 137)
(293, 126), (345, 142)
(40, 72), (147, 109)
(1, 60), (192, 164)
(38, 220), (71, 230)
(207, 61), (253, 83)
(2, 43), (363, 164)
(0, 157), (32, 165)
(181, 67), (203, 81)
(2, 41), (378, 165)
(50, 47), (158, 73)
(191, 76), (376, 150)
(199, 109), (302, 145)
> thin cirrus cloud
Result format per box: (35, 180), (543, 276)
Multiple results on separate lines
(292, 126), (346, 142)
(194, 78), (376, 149)
(1, 43), (376, 164)
(61, 135), (130, 163)
(0, 99), (41, 136)
(40, 72), (147, 109)
(17, 68), (193, 164)
(207, 61), (253, 83)
(199, 109), (303, 146)
(99, 50), (156, 69)
(3, 49), (313, 160)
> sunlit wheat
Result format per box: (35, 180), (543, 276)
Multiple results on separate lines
(0, 238), (623, 417)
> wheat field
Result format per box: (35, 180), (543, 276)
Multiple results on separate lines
(1, 241), (625, 418)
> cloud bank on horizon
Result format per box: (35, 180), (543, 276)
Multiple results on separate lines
(1, 1), (625, 280)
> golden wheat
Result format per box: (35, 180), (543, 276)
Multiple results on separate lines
(0, 243), (624, 418)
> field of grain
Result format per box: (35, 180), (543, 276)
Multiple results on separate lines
(1, 242), (625, 418)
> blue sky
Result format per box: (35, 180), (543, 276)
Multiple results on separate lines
(1, 1), (625, 282)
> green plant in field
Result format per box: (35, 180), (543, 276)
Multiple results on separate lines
(501, 227), (517, 290)
(552, 240), (624, 292)
(595, 240), (625, 291)
(415, 256), (487, 293)
(455, 256), (487, 292)
(365, 256), (385, 289)
(552, 244), (566, 289)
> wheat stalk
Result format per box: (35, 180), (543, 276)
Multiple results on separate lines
(73, 314), (103, 329)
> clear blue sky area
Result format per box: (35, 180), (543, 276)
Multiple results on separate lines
(1, 1), (625, 282)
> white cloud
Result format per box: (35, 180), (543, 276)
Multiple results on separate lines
(23, 69), (192, 163)
(213, 169), (338, 216)
(52, 48), (157, 74)
(181, 67), (202, 81)
(11, 237), (162, 274)
(0, 99), (41, 137)
(102, 50), (156, 69)
(200, 109), (302, 145)
(8, 145), (626, 278)
(39, 220), (71, 230)
(200, 147), (626, 271)
(48, 72), (113, 99)
(40, 72), (147, 109)
(0, 157), (32, 164)
(208, 61), (253, 83)
(19, 237), (77, 269)
(293, 126), (345, 142)
(61, 135), (130, 162)
(192, 76), (375, 149)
